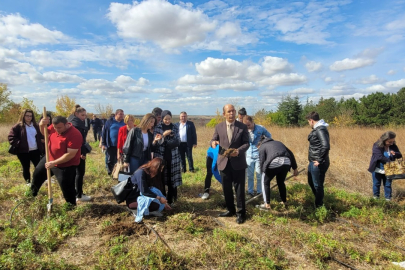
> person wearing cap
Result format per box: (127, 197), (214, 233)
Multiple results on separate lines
(237, 107), (247, 122)
(153, 110), (182, 205)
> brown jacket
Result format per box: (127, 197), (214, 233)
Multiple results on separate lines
(8, 123), (44, 154)
(211, 121), (249, 171)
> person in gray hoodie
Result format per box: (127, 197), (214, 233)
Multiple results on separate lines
(306, 111), (330, 208)
(258, 137), (298, 210)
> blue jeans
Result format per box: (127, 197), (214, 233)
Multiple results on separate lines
(129, 156), (147, 174)
(372, 172), (392, 199)
(307, 161), (329, 207)
(246, 156), (262, 194)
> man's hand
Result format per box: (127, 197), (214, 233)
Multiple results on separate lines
(229, 149), (239, 157)
(45, 161), (56, 169)
(193, 144), (197, 148)
(40, 118), (49, 127)
(313, 161), (319, 167)
(211, 140), (219, 149)
(124, 162), (129, 168)
(293, 169), (299, 176)
(81, 155), (86, 160)
(102, 145), (106, 151)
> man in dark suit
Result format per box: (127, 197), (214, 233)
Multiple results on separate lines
(211, 104), (249, 224)
(176, 111), (197, 173)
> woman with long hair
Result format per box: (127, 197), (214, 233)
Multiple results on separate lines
(368, 131), (402, 200)
(153, 110), (182, 205)
(123, 113), (160, 174)
(117, 114), (136, 161)
(126, 157), (171, 223)
(67, 104), (91, 202)
(8, 109), (44, 184)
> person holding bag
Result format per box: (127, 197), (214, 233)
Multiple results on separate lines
(8, 109), (44, 184)
(153, 110), (182, 205)
(368, 131), (402, 200)
(68, 105), (91, 202)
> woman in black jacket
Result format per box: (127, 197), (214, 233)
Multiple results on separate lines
(368, 131), (402, 200)
(8, 109), (44, 184)
(257, 137), (298, 210)
(67, 104), (91, 202)
(123, 113), (160, 175)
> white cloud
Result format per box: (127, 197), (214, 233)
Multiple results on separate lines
(291, 87), (315, 94)
(324, 77), (333, 83)
(387, 70), (396, 75)
(153, 88), (172, 94)
(107, 0), (216, 50)
(330, 58), (374, 72)
(31, 71), (85, 83)
(305, 61), (322, 72)
(386, 18), (405, 31)
(0, 13), (68, 46)
(385, 78), (405, 89)
(259, 73), (307, 86)
(365, 84), (386, 92)
(356, 75), (383, 84)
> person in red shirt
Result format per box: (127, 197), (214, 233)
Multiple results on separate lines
(30, 116), (83, 205)
(117, 114), (136, 161)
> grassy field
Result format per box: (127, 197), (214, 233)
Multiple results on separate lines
(1, 124), (405, 269)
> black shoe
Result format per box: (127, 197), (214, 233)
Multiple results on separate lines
(218, 211), (236, 217)
(189, 169), (195, 173)
(236, 215), (246, 224)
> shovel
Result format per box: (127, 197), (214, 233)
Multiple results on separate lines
(43, 107), (53, 214)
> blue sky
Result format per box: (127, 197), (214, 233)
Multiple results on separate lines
(1, 0), (404, 115)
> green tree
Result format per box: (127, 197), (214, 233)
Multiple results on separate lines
(356, 92), (392, 126)
(315, 97), (339, 123)
(391, 87), (405, 125)
(20, 97), (39, 116)
(299, 98), (317, 126)
(277, 95), (302, 126)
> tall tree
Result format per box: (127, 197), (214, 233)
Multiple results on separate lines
(55, 95), (76, 117)
(94, 103), (113, 119)
(0, 83), (11, 111)
(356, 92), (392, 126)
(316, 97), (338, 123)
(277, 95), (302, 126)
(391, 87), (405, 125)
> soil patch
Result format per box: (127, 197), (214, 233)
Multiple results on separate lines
(101, 221), (149, 237)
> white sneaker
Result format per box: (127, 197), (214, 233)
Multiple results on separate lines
(76, 194), (92, 202)
(149, 211), (163, 217)
(201, 193), (210, 200)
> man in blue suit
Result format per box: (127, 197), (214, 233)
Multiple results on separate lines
(175, 111), (197, 173)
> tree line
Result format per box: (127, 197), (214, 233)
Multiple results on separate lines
(253, 87), (405, 127)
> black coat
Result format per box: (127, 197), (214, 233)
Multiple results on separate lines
(8, 123), (44, 154)
(175, 121), (197, 148)
(67, 115), (89, 156)
(368, 142), (402, 173)
(308, 125), (330, 163)
(259, 138), (297, 173)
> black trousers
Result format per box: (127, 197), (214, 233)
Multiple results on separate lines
(220, 162), (246, 215)
(263, 165), (290, 204)
(16, 149), (41, 183)
(75, 158), (86, 198)
(106, 146), (118, 174)
(204, 156), (213, 193)
(31, 156), (77, 205)
(93, 127), (102, 141)
(179, 142), (194, 171)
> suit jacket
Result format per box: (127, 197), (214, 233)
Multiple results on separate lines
(175, 121), (197, 148)
(211, 121), (249, 171)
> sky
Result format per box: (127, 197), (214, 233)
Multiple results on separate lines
(1, 0), (405, 115)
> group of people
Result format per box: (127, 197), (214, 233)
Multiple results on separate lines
(7, 103), (402, 224)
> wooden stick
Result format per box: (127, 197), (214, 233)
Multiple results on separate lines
(246, 168), (306, 204)
(43, 107), (53, 213)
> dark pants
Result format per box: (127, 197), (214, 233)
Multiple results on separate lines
(165, 159), (177, 204)
(31, 156), (77, 205)
(106, 146), (118, 174)
(308, 161), (330, 207)
(93, 127), (101, 141)
(179, 142), (194, 172)
(204, 156), (213, 193)
(220, 162), (246, 216)
(75, 158), (86, 198)
(17, 149), (41, 183)
(263, 165), (290, 204)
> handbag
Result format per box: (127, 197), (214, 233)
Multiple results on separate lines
(112, 159), (124, 180)
(118, 166), (131, 182)
(84, 142), (92, 153)
(384, 159), (405, 180)
(111, 178), (135, 204)
(8, 145), (18, 155)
